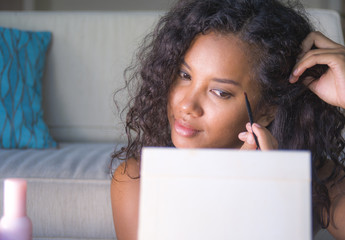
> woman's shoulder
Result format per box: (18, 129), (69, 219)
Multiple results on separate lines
(326, 176), (345, 239)
(113, 157), (141, 181)
(319, 161), (345, 239)
(111, 158), (141, 240)
(111, 157), (141, 201)
(111, 157), (140, 212)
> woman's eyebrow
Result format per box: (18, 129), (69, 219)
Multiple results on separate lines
(181, 60), (191, 70)
(181, 59), (241, 87)
(212, 78), (241, 86)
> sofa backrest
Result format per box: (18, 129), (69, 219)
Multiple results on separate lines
(0, 9), (343, 143)
(307, 8), (344, 45)
(0, 11), (161, 143)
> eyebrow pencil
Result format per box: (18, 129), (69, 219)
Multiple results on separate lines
(244, 92), (260, 150)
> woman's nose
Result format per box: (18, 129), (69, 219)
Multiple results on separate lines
(178, 89), (204, 118)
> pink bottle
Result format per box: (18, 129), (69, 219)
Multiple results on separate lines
(0, 179), (32, 240)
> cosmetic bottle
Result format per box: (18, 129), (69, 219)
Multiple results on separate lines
(0, 179), (32, 240)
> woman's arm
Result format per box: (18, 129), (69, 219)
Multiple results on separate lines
(111, 158), (140, 240)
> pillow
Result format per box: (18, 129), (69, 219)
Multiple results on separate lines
(0, 27), (56, 148)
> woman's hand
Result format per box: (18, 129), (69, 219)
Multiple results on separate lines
(289, 31), (345, 109)
(238, 123), (278, 150)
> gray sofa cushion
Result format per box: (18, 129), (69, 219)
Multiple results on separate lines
(0, 143), (123, 240)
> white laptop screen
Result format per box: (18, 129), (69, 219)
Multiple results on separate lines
(138, 148), (311, 240)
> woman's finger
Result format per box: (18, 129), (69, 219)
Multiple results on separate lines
(238, 123), (258, 150)
(252, 123), (278, 150)
(298, 47), (345, 64)
(289, 51), (345, 84)
(299, 31), (341, 57)
(290, 31), (345, 84)
(239, 123), (278, 151)
(238, 132), (256, 150)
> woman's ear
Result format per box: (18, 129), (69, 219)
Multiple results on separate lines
(255, 106), (276, 127)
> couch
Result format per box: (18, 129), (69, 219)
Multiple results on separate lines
(0, 9), (343, 240)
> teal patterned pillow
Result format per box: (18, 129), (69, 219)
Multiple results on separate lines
(0, 27), (56, 148)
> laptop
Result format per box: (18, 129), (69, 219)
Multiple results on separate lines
(138, 148), (312, 240)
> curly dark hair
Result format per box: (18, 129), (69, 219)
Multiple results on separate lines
(112, 0), (345, 231)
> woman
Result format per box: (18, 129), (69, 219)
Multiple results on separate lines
(111, 0), (345, 239)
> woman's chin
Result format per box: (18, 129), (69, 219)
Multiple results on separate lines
(172, 137), (243, 149)
(171, 137), (204, 149)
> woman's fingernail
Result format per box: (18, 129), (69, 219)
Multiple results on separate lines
(253, 123), (262, 129)
(246, 134), (255, 144)
(238, 132), (247, 140)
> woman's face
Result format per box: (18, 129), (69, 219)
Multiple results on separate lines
(167, 32), (261, 148)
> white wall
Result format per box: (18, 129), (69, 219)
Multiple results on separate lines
(33, 0), (175, 10)
(17, 0), (343, 40)
(2, 0), (344, 11)
(301, 0), (343, 13)
(25, 0), (344, 12)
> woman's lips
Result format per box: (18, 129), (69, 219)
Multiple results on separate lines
(174, 119), (201, 137)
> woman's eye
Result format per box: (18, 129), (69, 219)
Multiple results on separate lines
(178, 71), (191, 80)
(211, 89), (232, 99)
